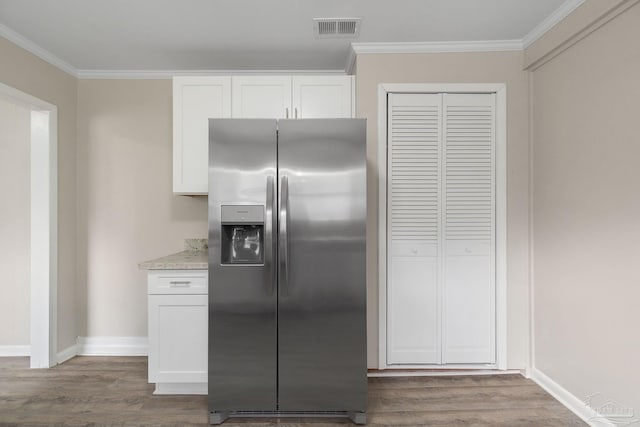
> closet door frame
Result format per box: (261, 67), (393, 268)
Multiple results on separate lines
(377, 83), (507, 370)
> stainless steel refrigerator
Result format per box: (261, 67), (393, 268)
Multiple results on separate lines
(207, 119), (367, 425)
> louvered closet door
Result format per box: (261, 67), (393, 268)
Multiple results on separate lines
(387, 92), (496, 366)
(387, 93), (442, 364)
(442, 93), (496, 364)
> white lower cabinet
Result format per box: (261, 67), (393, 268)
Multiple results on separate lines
(147, 270), (207, 395)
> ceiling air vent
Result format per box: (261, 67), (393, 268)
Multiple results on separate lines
(314, 18), (361, 38)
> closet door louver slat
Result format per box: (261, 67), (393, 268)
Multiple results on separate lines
(389, 94), (441, 242)
(444, 95), (495, 241)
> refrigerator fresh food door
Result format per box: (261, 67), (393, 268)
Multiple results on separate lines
(277, 119), (367, 412)
(208, 119), (278, 412)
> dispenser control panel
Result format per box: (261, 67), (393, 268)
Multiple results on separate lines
(220, 205), (264, 265)
(221, 205), (264, 224)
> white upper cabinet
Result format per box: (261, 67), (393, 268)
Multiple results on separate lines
(232, 75), (353, 119)
(173, 75), (354, 194)
(173, 76), (231, 195)
(292, 76), (353, 118)
(232, 76), (292, 118)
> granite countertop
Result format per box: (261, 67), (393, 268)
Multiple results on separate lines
(139, 238), (208, 270)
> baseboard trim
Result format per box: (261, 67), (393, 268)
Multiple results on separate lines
(77, 336), (148, 356)
(0, 345), (30, 357)
(56, 343), (78, 364)
(154, 382), (207, 395)
(367, 369), (523, 378)
(530, 368), (616, 427)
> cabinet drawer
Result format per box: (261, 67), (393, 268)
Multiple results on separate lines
(148, 270), (208, 295)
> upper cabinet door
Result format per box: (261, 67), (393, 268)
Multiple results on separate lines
(292, 76), (353, 118)
(173, 75), (355, 195)
(232, 76), (292, 118)
(173, 76), (231, 195)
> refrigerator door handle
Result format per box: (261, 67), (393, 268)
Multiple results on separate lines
(265, 175), (275, 295)
(279, 175), (289, 297)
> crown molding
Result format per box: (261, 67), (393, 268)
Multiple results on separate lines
(524, 0), (639, 70)
(2, 0), (588, 81)
(0, 23), (78, 77)
(351, 39), (523, 55)
(522, 0), (586, 48)
(76, 69), (348, 79)
(0, 22), (348, 79)
(345, 46), (357, 75)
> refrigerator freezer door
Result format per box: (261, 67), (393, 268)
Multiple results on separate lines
(277, 119), (367, 412)
(208, 119), (278, 412)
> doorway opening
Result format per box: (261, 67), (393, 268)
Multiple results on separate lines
(0, 82), (58, 368)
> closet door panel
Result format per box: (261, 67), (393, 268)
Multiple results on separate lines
(443, 251), (494, 363)
(388, 248), (439, 364)
(387, 93), (442, 364)
(442, 93), (496, 364)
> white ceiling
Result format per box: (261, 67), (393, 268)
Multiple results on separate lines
(0, 0), (577, 74)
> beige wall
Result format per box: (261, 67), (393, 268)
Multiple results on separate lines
(524, 0), (634, 69)
(76, 80), (207, 337)
(0, 97), (31, 346)
(0, 36), (78, 352)
(355, 51), (531, 369)
(531, 1), (640, 415)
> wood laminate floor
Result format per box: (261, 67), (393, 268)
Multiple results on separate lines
(0, 356), (585, 426)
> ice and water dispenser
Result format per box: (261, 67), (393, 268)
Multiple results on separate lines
(220, 205), (264, 265)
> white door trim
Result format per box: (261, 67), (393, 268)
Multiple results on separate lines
(377, 83), (507, 370)
(0, 82), (58, 368)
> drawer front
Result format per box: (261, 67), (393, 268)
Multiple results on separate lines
(148, 270), (208, 295)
